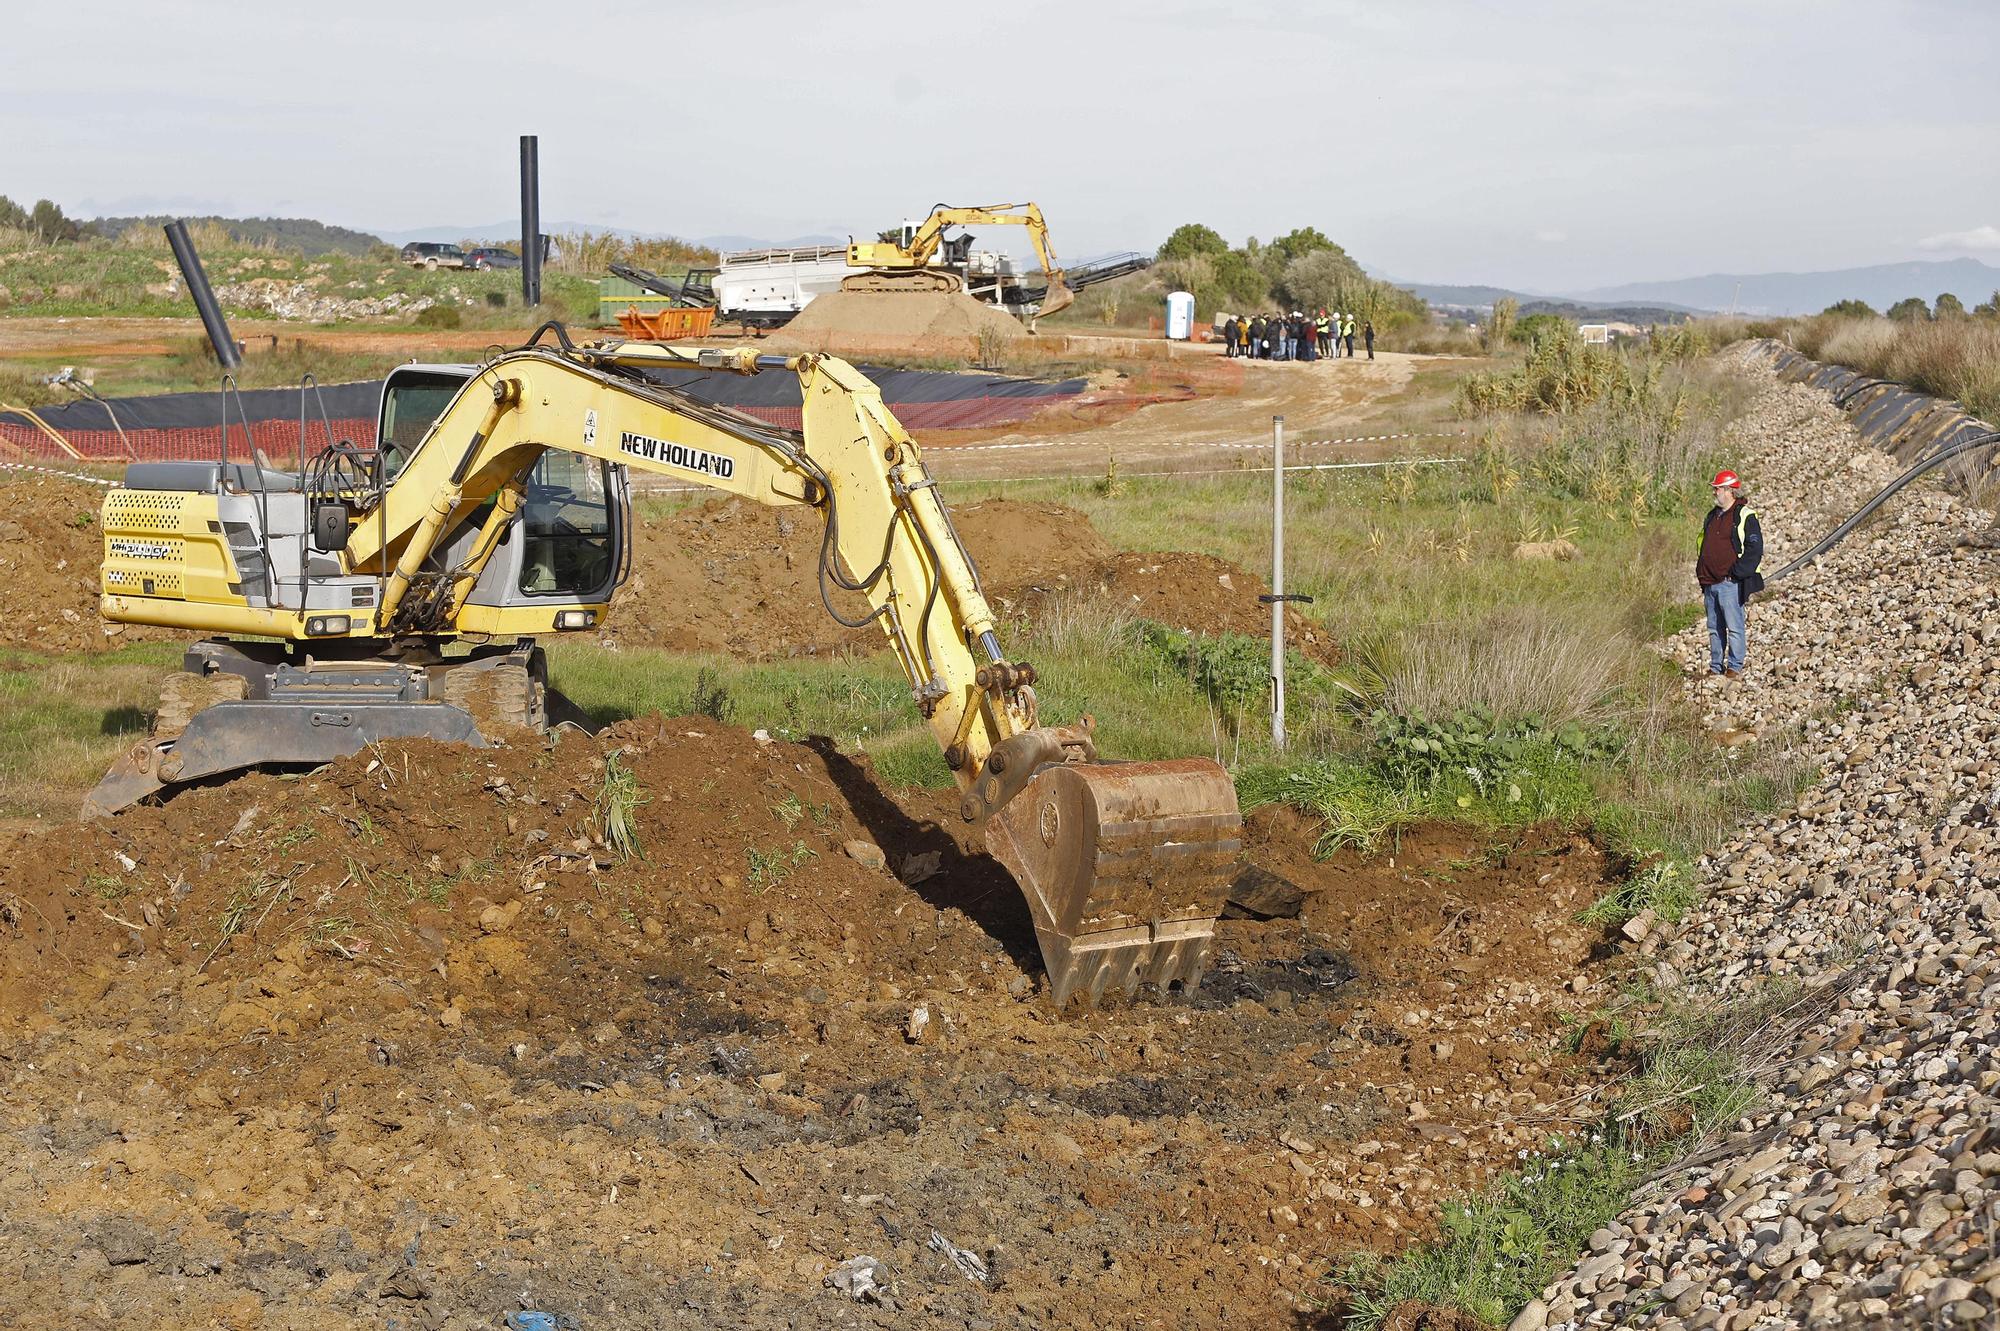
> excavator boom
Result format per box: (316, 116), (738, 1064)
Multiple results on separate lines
(91, 330), (1237, 1004)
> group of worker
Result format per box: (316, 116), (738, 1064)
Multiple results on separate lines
(1219, 310), (1373, 361)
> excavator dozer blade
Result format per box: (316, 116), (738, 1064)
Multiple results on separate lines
(985, 757), (1241, 1008)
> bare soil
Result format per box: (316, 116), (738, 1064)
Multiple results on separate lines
(1, 477), (1313, 666)
(766, 290), (1026, 353)
(0, 474), (173, 653)
(604, 495), (1334, 664)
(0, 723), (1620, 1330)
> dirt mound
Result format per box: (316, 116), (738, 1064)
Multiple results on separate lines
(603, 496), (1113, 657)
(0, 718), (1625, 1329)
(607, 496), (1339, 665)
(995, 550), (1338, 665)
(766, 289), (1026, 350)
(0, 475), (171, 653)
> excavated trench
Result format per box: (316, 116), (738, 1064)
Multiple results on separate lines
(0, 720), (1635, 1329)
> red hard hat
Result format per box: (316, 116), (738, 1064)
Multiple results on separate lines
(1712, 470), (1742, 489)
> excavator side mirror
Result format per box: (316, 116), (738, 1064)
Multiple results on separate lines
(313, 502), (351, 553)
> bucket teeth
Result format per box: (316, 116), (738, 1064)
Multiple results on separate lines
(1086, 955), (1114, 1008)
(985, 755), (1242, 1011)
(1043, 934), (1217, 1011)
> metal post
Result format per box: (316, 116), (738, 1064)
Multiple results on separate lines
(1270, 414), (1286, 750)
(520, 135), (542, 308)
(163, 220), (240, 371)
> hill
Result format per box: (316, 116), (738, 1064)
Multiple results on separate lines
(84, 215), (383, 257)
(1393, 279), (1706, 319)
(1569, 257), (2000, 317)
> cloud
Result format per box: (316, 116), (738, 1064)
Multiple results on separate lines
(1918, 225), (2000, 251)
(1534, 229), (1569, 244)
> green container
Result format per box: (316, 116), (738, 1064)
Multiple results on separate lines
(596, 274), (682, 326)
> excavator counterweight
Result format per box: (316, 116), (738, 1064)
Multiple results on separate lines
(88, 330), (1240, 1005)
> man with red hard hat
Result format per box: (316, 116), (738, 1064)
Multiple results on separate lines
(1696, 469), (1763, 679)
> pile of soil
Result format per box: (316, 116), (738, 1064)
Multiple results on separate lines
(996, 550), (1338, 665)
(766, 290), (1026, 350)
(606, 496), (1337, 665)
(605, 496), (1108, 657)
(0, 721), (1623, 1328)
(0, 475), (171, 653)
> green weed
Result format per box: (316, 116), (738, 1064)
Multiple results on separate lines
(596, 752), (647, 861)
(747, 841), (816, 891)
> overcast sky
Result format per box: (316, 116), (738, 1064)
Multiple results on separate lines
(3, 0), (1995, 293)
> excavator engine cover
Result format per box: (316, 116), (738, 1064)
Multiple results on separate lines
(985, 757), (1241, 1008)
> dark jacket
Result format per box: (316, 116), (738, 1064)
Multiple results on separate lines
(1696, 502), (1764, 602)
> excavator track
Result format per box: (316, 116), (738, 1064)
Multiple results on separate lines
(986, 757), (1241, 1008)
(840, 269), (967, 296)
(152, 671), (249, 740)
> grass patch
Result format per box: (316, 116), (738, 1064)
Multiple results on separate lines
(1325, 982), (1811, 1328)
(0, 643), (181, 822)
(1576, 858), (1700, 928)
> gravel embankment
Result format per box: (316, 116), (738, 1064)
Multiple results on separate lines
(1527, 349), (2000, 1331)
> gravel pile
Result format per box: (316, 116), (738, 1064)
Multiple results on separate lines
(1527, 349), (2000, 1330)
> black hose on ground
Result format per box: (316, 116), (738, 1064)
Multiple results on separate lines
(1768, 430), (2000, 583)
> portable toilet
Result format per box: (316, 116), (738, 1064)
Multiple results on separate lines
(1164, 291), (1195, 340)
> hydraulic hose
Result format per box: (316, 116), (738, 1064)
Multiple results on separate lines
(1769, 429), (2000, 583)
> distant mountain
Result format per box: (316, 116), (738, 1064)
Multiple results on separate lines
(1568, 258), (2000, 317)
(1519, 299), (1708, 325)
(87, 215), (382, 256)
(1397, 281), (1551, 309)
(372, 223), (847, 256)
(370, 221), (673, 245)
(1393, 279), (1706, 319)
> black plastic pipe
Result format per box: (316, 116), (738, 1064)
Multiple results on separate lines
(1769, 430), (2000, 582)
(520, 135), (542, 308)
(164, 219), (240, 370)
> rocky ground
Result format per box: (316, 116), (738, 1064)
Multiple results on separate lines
(1528, 351), (2000, 1329)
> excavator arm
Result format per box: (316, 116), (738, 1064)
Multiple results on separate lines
(344, 339), (1033, 795)
(845, 203), (1074, 317)
(310, 333), (1233, 1003)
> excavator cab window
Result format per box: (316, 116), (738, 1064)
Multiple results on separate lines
(378, 372), (469, 485)
(518, 452), (614, 596)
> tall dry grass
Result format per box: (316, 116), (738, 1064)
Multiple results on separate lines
(1789, 314), (2000, 423)
(114, 219), (268, 252)
(545, 230), (717, 278)
(1348, 608), (1632, 728)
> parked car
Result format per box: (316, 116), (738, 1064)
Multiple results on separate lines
(465, 247), (521, 271)
(400, 242), (468, 270)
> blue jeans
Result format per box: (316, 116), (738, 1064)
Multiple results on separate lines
(1704, 579), (1745, 673)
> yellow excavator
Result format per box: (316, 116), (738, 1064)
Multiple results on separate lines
(88, 326), (1239, 1006)
(844, 202), (1075, 318)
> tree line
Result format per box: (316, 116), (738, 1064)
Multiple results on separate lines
(1153, 223), (1428, 329)
(0, 195), (80, 243)
(1823, 293), (2000, 321)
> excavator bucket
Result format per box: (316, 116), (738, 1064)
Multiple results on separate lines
(985, 757), (1241, 1008)
(1037, 278), (1076, 319)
